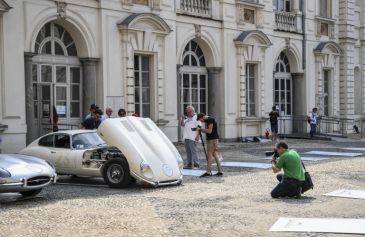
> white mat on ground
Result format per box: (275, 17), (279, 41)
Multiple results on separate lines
(270, 217), (365, 234)
(305, 151), (363, 157)
(263, 157), (328, 161)
(215, 162), (271, 169)
(182, 169), (217, 176)
(324, 189), (365, 199)
(342, 147), (365, 151)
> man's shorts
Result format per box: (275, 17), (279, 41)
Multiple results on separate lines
(207, 139), (219, 153)
(271, 123), (278, 133)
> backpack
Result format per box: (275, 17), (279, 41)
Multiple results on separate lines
(307, 112), (313, 124)
(307, 117), (311, 124)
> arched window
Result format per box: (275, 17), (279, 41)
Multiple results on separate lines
(180, 40), (208, 116)
(35, 22), (77, 56)
(182, 41), (206, 67)
(275, 52), (290, 73)
(274, 52), (292, 115)
(31, 22), (82, 138)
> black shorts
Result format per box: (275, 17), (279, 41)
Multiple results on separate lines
(271, 123), (278, 133)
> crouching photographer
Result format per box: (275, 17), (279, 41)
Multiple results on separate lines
(270, 142), (305, 199)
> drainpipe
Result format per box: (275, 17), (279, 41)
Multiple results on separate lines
(301, 0), (306, 70)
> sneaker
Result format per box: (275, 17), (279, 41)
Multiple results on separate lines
(193, 163), (200, 168)
(295, 187), (302, 199)
(215, 172), (223, 176)
(200, 172), (212, 177)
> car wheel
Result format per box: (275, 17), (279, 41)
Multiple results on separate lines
(20, 188), (42, 196)
(102, 158), (132, 188)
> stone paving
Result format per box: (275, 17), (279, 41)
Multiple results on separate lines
(1, 137), (365, 236)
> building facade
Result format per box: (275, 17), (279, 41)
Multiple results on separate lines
(0, 0), (364, 152)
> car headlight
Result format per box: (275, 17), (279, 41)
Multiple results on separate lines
(0, 167), (11, 178)
(140, 161), (151, 172)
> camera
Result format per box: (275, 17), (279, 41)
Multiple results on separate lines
(191, 125), (201, 131)
(265, 149), (279, 158)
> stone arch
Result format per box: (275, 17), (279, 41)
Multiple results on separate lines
(234, 30), (272, 47)
(26, 9), (96, 58)
(314, 41), (343, 55)
(273, 44), (302, 73)
(118, 13), (171, 34)
(177, 31), (220, 67)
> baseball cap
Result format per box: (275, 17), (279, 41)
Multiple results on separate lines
(90, 104), (98, 110)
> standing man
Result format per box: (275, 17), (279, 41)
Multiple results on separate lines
(197, 113), (223, 177)
(180, 106), (200, 169)
(80, 109), (103, 129)
(308, 107), (319, 138)
(270, 142), (305, 199)
(102, 107), (113, 120)
(269, 106), (280, 142)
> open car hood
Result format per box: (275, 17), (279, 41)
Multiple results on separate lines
(97, 117), (182, 183)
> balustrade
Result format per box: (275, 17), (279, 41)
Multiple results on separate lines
(275, 11), (298, 32)
(180, 0), (211, 17)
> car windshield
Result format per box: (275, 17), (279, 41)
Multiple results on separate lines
(72, 132), (106, 149)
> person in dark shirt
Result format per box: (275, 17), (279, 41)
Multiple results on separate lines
(197, 113), (223, 177)
(80, 108), (103, 129)
(118, 108), (126, 117)
(269, 106), (280, 142)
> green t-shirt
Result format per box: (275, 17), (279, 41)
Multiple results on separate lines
(275, 149), (305, 181)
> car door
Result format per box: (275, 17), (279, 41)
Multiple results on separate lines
(33, 134), (55, 162)
(52, 133), (75, 172)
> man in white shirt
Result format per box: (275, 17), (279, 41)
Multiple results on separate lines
(180, 106), (200, 169)
(308, 107), (319, 138)
(101, 107), (113, 121)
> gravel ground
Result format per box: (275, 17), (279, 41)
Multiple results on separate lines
(1, 138), (365, 237)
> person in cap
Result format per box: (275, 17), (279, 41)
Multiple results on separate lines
(196, 113), (223, 177)
(85, 104), (99, 120)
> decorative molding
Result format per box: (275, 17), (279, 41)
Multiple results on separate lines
(0, 0), (11, 13)
(55, 1), (67, 19)
(194, 24), (202, 38)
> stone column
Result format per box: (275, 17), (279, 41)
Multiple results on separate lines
(292, 0), (299, 11)
(207, 67), (222, 123)
(24, 52), (37, 144)
(80, 58), (99, 117)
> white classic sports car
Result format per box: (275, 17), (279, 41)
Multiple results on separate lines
(0, 154), (57, 196)
(20, 117), (183, 188)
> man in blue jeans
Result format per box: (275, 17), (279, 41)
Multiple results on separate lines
(308, 107), (319, 138)
(270, 142), (305, 199)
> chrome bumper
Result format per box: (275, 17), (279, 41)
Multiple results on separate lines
(130, 171), (183, 187)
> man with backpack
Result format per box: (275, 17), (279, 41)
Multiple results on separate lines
(269, 106), (280, 142)
(308, 107), (319, 138)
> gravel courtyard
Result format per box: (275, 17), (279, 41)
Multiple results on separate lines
(1, 138), (365, 237)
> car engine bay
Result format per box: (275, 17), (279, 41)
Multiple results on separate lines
(82, 147), (123, 169)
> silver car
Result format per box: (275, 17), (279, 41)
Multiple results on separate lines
(0, 154), (57, 196)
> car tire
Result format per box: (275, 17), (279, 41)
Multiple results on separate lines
(20, 188), (42, 196)
(102, 158), (132, 188)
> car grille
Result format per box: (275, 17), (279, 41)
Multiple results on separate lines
(27, 176), (51, 186)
